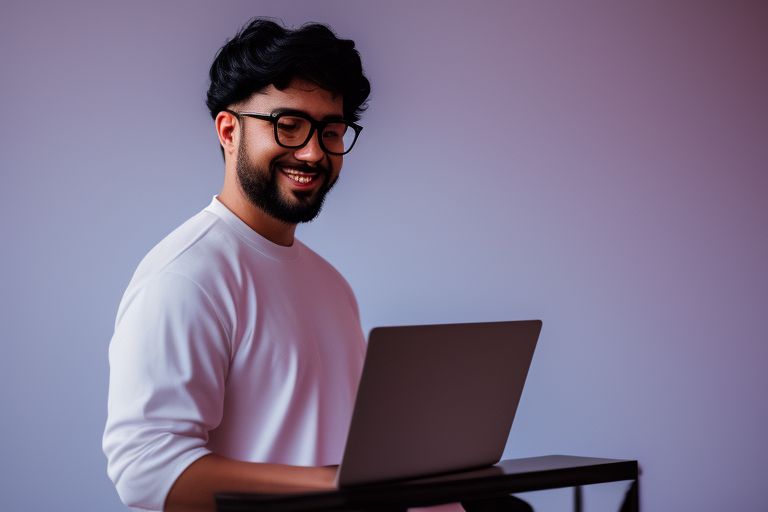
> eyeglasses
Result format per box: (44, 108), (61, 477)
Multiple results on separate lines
(224, 109), (363, 155)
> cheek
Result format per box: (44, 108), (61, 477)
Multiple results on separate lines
(245, 128), (286, 161)
(252, 144), (291, 168)
(330, 155), (343, 174)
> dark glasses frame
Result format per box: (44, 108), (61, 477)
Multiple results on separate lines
(223, 109), (363, 155)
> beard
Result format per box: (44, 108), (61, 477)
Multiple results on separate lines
(236, 137), (337, 224)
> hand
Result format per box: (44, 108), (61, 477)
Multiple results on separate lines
(313, 465), (338, 490)
(166, 455), (340, 512)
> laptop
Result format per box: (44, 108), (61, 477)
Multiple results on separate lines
(335, 320), (542, 487)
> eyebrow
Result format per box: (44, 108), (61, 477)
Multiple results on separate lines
(270, 108), (345, 122)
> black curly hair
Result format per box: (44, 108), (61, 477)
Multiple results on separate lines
(206, 18), (370, 126)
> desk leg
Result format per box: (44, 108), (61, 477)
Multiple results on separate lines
(573, 485), (582, 512)
(619, 479), (639, 512)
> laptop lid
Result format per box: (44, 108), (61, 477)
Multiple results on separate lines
(336, 320), (542, 487)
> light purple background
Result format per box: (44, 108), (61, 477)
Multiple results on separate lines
(1, 1), (766, 510)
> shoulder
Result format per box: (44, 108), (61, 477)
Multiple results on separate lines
(296, 240), (359, 303)
(116, 209), (243, 331)
(298, 241), (351, 282)
(126, 206), (256, 295)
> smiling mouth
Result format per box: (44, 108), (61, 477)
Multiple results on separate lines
(279, 166), (323, 186)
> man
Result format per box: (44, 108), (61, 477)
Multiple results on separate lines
(103, 18), (531, 512)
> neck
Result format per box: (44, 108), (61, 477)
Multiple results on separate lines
(217, 184), (296, 247)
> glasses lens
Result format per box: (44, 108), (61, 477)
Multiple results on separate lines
(275, 116), (311, 147)
(322, 122), (358, 154)
(275, 115), (358, 154)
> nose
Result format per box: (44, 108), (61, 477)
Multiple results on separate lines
(293, 129), (325, 165)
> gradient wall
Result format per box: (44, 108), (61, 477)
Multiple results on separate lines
(1, 1), (766, 510)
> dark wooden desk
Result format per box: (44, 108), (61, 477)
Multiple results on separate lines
(216, 455), (639, 512)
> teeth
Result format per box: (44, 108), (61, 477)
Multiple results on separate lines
(282, 168), (316, 184)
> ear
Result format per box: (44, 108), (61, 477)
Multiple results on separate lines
(215, 111), (239, 158)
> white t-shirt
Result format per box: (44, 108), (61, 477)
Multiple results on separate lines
(102, 197), (366, 511)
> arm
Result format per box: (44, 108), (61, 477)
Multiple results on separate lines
(104, 273), (251, 510)
(165, 454), (337, 512)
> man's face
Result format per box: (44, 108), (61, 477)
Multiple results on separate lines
(235, 79), (344, 224)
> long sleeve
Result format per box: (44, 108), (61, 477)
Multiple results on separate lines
(103, 271), (231, 511)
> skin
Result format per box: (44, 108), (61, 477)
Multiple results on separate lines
(164, 79), (345, 511)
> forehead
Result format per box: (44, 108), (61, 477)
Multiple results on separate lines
(244, 79), (343, 118)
